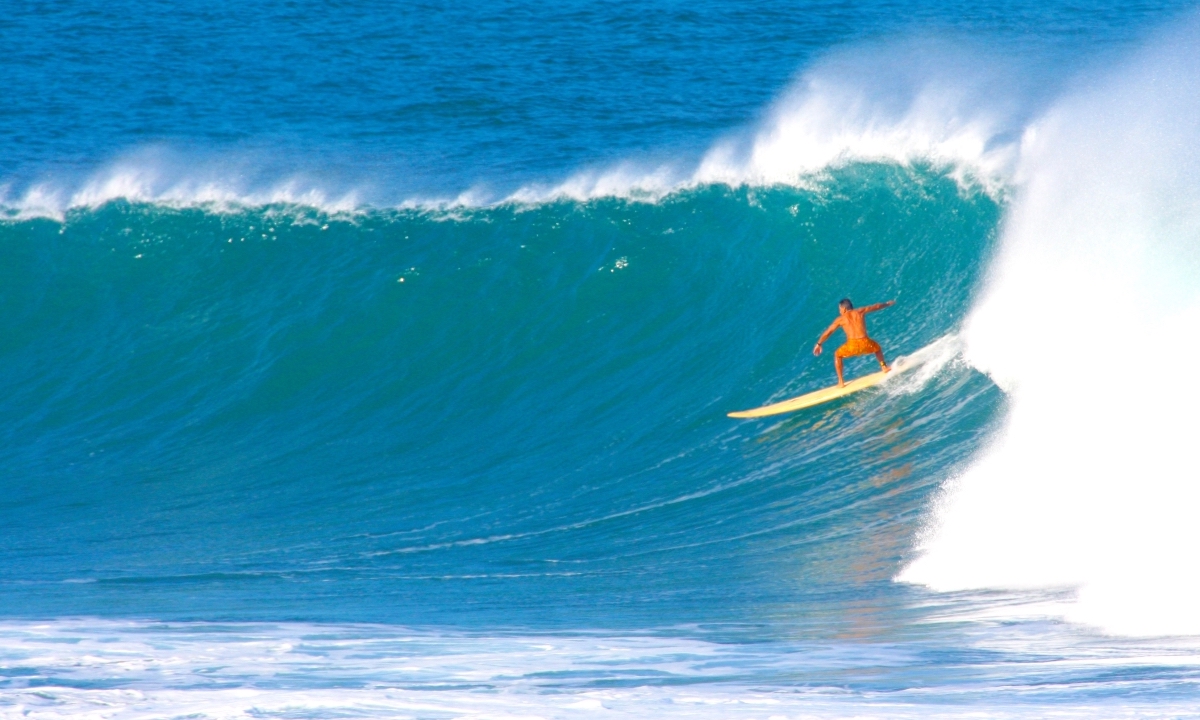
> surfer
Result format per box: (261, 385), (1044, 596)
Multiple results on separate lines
(813, 298), (895, 387)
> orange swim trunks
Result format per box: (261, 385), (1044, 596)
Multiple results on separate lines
(835, 337), (882, 359)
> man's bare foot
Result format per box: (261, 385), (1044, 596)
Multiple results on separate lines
(881, 365), (891, 373)
(837, 381), (845, 388)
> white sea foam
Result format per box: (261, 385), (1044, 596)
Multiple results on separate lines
(900, 16), (1200, 637)
(861, 335), (966, 405)
(3, 619), (1199, 720)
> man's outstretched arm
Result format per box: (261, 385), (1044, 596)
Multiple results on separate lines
(813, 319), (842, 356)
(861, 300), (896, 313)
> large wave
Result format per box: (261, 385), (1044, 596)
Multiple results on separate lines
(4, 23), (1200, 639)
(2, 39), (1016, 629)
(0, 170), (1000, 624)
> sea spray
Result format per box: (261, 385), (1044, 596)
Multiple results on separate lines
(901, 15), (1200, 636)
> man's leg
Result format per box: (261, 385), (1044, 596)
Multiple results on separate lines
(835, 356), (845, 387)
(875, 350), (890, 372)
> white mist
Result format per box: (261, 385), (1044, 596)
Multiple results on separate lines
(901, 17), (1200, 636)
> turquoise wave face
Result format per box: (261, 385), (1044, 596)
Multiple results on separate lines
(0, 165), (1002, 624)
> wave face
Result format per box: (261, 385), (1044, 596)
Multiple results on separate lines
(0, 168), (1001, 625)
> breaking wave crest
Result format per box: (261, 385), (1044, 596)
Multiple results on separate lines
(1, 41), (1035, 219)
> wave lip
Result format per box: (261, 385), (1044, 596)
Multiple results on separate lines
(510, 41), (1032, 205)
(1, 40), (1034, 219)
(696, 43), (1030, 195)
(1, 148), (366, 221)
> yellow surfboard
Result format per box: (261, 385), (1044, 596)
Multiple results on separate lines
(728, 368), (897, 419)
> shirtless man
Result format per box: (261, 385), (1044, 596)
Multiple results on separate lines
(812, 298), (896, 387)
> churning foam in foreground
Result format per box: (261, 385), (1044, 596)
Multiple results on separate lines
(1, 40), (1031, 219)
(901, 16), (1200, 637)
(7, 619), (1200, 719)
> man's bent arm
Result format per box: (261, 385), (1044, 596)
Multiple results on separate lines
(861, 300), (896, 313)
(816, 319), (841, 346)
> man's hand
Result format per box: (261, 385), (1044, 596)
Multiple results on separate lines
(813, 344), (823, 356)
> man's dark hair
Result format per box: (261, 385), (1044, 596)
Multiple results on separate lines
(839, 298), (853, 310)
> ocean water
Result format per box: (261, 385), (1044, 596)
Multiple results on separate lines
(4, 1), (1200, 718)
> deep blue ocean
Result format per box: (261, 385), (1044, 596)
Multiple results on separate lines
(5, 2), (1200, 718)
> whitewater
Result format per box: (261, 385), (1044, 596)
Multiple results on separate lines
(4, 1), (1200, 718)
